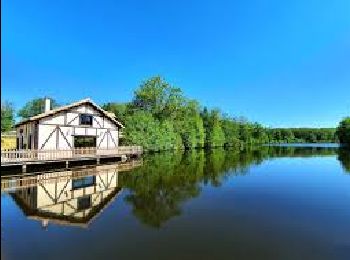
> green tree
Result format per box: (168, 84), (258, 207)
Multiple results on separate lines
(1, 101), (15, 132)
(102, 76), (339, 151)
(203, 109), (225, 148)
(122, 111), (180, 152)
(18, 98), (59, 119)
(176, 100), (205, 149)
(131, 76), (185, 121)
(102, 102), (128, 123)
(221, 116), (240, 148)
(336, 117), (350, 146)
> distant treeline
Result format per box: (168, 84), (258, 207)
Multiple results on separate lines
(1, 76), (349, 151)
(267, 128), (337, 144)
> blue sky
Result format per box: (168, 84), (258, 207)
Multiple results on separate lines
(2, 0), (350, 127)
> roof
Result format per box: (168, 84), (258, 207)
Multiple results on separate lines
(11, 187), (122, 229)
(15, 98), (124, 128)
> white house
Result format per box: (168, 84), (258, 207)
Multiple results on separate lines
(15, 98), (124, 151)
(11, 164), (122, 228)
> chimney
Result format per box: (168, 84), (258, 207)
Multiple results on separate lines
(44, 98), (51, 113)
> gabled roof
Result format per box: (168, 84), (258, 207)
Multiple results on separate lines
(15, 98), (124, 128)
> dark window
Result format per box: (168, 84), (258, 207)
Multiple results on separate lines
(80, 114), (93, 126)
(72, 176), (96, 189)
(74, 136), (96, 148)
(28, 135), (32, 149)
(77, 195), (92, 210)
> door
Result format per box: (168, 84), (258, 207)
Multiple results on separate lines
(74, 136), (96, 155)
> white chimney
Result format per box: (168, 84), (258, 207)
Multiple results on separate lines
(44, 98), (51, 113)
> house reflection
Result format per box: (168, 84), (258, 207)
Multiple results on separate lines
(8, 161), (142, 228)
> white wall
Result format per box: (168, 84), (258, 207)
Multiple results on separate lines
(38, 124), (57, 149)
(36, 103), (120, 150)
(35, 166), (119, 217)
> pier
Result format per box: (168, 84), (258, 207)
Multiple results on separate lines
(1, 146), (142, 173)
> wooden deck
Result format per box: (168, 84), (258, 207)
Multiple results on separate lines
(1, 160), (142, 192)
(1, 146), (142, 172)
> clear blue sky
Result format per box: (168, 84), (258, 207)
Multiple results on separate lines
(2, 0), (350, 127)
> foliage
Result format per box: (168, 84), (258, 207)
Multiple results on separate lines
(131, 76), (185, 121)
(1, 101), (15, 132)
(101, 102), (128, 123)
(104, 76), (207, 151)
(14, 76), (340, 151)
(201, 108), (225, 148)
(104, 76), (338, 150)
(122, 111), (181, 152)
(336, 117), (350, 146)
(267, 128), (337, 144)
(220, 116), (240, 149)
(18, 98), (59, 119)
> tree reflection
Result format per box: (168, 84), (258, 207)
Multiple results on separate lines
(121, 146), (342, 228)
(120, 149), (261, 228)
(120, 152), (203, 227)
(337, 148), (350, 173)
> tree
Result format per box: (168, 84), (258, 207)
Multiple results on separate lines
(336, 117), (350, 146)
(221, 116), (240, 148)
(131, 76), (185, 121)
(203, 109), (225, 148)
(122, 111), (180, 152)
(1, 101), (15, 132)
(102, 102), (128, 123)
(176, 100), (205, 149)
(18, 98), (59, 119)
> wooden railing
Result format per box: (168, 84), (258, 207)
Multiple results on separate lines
(1, 160), (143, 191)
(1, 146), (143, 164)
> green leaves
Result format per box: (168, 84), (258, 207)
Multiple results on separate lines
(336, 117), (350, 146)
(105, 76), (339, 151)
(1, 101), (15, 132)
(17, 98), (59, 119)
(119, 76), (206, 151)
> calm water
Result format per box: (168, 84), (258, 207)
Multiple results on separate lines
(1, 146), (350, 260)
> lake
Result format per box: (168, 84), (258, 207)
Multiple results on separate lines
(1, 145), (350, 260)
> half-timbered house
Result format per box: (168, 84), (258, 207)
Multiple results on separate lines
(10, 164), (123, 228)
(15, 98), (123, 151)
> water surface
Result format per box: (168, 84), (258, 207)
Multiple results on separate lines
(1, 146), (350, 260)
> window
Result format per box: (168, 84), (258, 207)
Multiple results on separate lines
(77, 195), (92, 210)
(72, 176), (96, 189)
(80, 114), (93, 126)
(74, 136), (96, 148)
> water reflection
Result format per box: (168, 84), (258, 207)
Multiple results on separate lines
(338, 148), (350, 173)
(120, 146), (346, 228)
(2, 161), (142, 228)
(2, 146), (348, 230)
